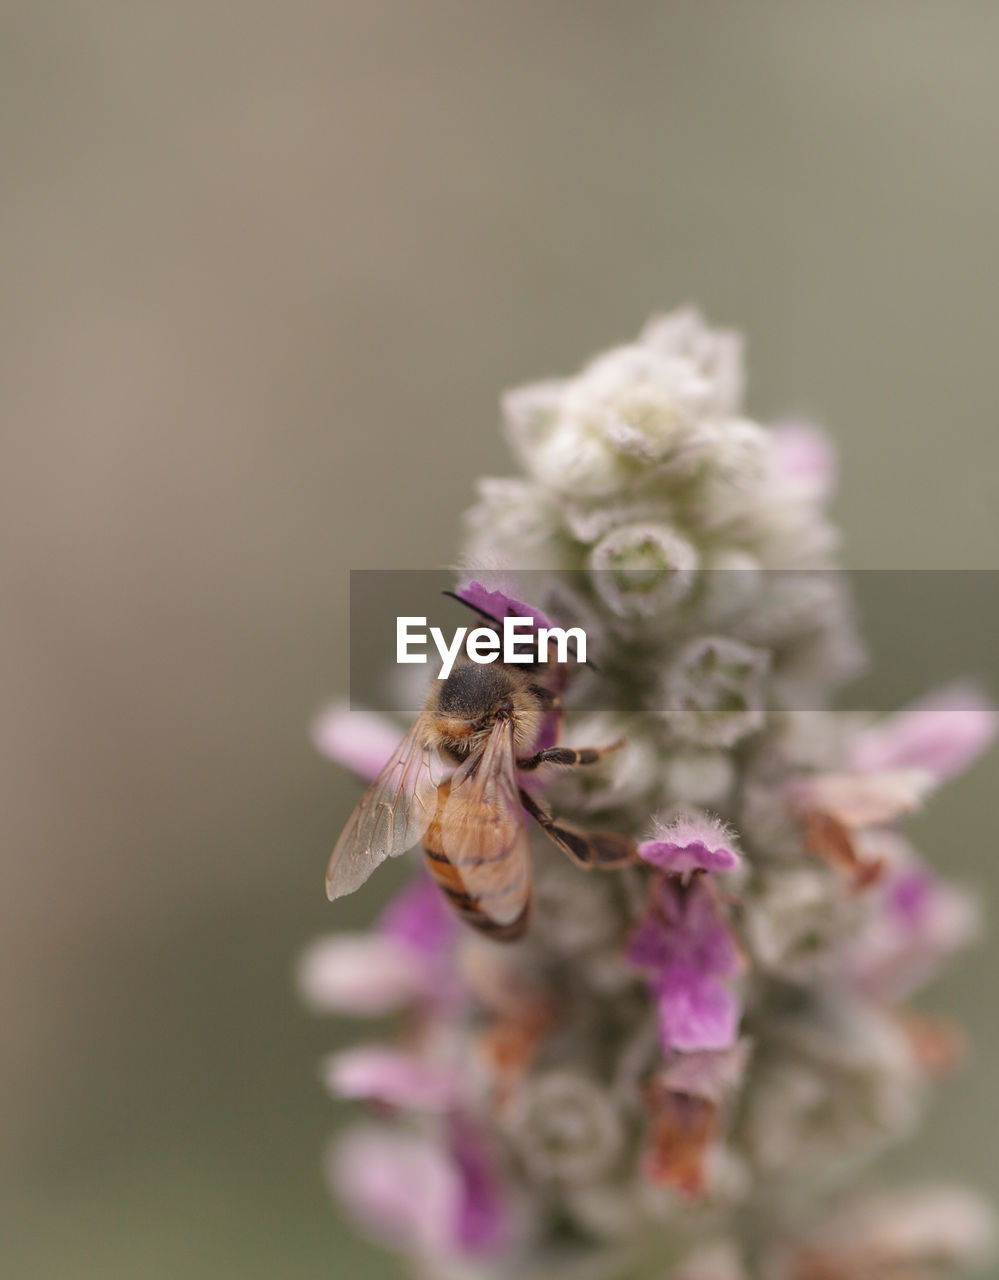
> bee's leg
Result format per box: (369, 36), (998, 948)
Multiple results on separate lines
(516, 739), (625, 772)
(519, 788), (638, 869)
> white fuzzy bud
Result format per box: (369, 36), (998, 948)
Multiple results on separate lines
(663, 635), (770, 747)
(589, 523), (700, 619)
(504, 1070), (626, 1183)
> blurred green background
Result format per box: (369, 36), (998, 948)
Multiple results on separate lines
(2, 2), (998, 1276)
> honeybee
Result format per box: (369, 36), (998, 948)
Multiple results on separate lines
(326, 601), (636, 940)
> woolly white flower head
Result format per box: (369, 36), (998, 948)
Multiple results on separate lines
(306, 311), (995, 1280)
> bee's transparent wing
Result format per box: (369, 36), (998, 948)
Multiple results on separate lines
(437, 719), (531, 928)
(326, 713), (446, 901)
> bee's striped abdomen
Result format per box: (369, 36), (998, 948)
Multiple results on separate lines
(423, 781), (531, 941)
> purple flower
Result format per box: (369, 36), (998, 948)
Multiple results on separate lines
(626, 879), (744, 1053)
(377, 867), (458, 957)
(311, 704), (402, 781)
(454, 579), (552, 631)
(300, 870), (460, 1016)
(455, 580), (561, 752)
(328, 1120), (513, 1261)
(639, 811), (741, 879)
(328, 1126), (461, 1257)
(850, 684), (997, 783)
(303, 312), (993, 1266)
(846, 857), (980, 1003)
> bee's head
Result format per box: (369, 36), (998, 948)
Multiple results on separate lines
(433, 659), (511, 726)
(427, 660), (540, 756)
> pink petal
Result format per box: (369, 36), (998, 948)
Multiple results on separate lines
(846, 862), (981, 1002)
(771, 421), (837, 500)
(639, 811), (741, 877)
(682, 887), (744, 979)
(660, 1041), (752, 1103)
(787, 770), (933, 827)
(323, 1046), (465, 1111)
(328, 1122), (514, 1261)
(455, 579), (552, 631)
(378, 871), (458, 956)
(311, 704), (403, 781)
(627, 880), (743, 979)
(297, 935), (425, 1015)
(658, 967), (741, 1053)
(886, 866), (938, 927)
(328, 1126), (458, 1256)
(625, 913), (673, 971)
(851, 684), (998, 782)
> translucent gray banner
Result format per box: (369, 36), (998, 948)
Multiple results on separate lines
(346, 569), (998, 717)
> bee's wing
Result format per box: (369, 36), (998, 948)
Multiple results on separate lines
(437, 718), (531, 928)
(326, 713), (446, 901)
